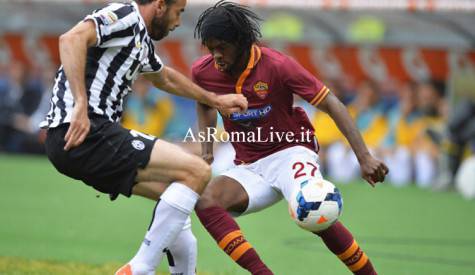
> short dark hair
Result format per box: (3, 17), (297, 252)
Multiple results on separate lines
(134, 0), (175, 5)
(194, 0), (262, 48)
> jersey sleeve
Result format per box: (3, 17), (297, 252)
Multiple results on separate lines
(84, 4), (138, 48)
(140, 40), (164, 73)
(191, 64), (199, 84)
(281, 55), (330, 106)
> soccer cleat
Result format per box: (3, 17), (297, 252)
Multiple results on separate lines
(115, 264), (132, 275)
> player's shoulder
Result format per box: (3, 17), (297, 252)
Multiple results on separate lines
(99, 2), (134, 15)
(260, 46), (290, 66)
(191, 54), (214, 76)
(92, 2), (136, 23)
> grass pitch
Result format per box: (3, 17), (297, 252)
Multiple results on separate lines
(1, 154), (474, 274)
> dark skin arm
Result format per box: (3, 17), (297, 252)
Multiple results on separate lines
(318, 92), (389, 186)
(196, 102), (218, 164)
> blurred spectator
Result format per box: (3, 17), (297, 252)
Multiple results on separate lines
(379, 81), (425, 186)
(411, 79), (447, 188)
(0, 62), (26, 151)
(0, 61), (52, 154)
(326, 80), (389, 182)
(435, 98), (475, 191)
(121, 76), (174, 137)
(164, 96), (198, 140)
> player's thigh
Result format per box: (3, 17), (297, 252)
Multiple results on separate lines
(136, 139), (211, 191)
(221, 166), (282, 216)
(272, 146), (323, 203)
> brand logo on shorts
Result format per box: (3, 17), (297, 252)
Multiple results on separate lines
(132, 139), (145, 151)
(143, 238), (151, 246)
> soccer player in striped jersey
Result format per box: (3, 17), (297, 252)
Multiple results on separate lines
(192, 1), (388, 274)
(40, 1), (247, 275)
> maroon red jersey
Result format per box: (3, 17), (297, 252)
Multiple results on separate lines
(192, 45), (330, 164)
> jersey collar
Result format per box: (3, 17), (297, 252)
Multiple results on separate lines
(235, 44), (261, 94)
(131, 1), (147, 32)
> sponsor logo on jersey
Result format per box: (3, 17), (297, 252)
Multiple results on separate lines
(253, 81), (269, 99)
(131, 139), (145, 151)
(229, 104), (272, 122)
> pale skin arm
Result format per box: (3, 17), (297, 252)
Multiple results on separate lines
(196, 103), (218, 164)
(318, 92), (389, 186)
(59, 20), (97, 151)
(143, 67), (247, 115)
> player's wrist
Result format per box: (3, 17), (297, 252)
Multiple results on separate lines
(203, 92), (219, 108)
(356, 151), (372, 163)
(73, 95), (88, 107)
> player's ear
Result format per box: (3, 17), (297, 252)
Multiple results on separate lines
(155, 0), (168, 16)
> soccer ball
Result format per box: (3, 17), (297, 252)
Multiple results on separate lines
(288, 178), (343, 232)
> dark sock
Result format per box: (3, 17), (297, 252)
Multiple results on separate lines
(316, 221), (377, 275)
(196, 206), (273, 275)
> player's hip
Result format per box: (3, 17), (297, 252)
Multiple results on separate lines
(234, 144), (321, 185)
(44, 116), (156, 198)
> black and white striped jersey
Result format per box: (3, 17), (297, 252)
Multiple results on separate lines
(40, 1), (163, 128)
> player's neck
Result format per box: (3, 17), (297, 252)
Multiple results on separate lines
(137, 3), (154, 34)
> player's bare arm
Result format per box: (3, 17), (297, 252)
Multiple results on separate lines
(143, 67), (248, 115)
(58, 20), (97, 151)
(197, 103), (218, 164)
(318, 92), (389, 186)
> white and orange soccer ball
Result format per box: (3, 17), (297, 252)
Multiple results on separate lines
(289, 178), (343, 232)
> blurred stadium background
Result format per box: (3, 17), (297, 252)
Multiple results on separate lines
(1, 0), (474, 274)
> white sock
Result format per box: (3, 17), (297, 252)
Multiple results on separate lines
(166, 217), (197, 275)
(129, 183), (199, 274)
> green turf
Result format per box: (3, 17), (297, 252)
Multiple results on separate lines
(1, 153), (475, 274)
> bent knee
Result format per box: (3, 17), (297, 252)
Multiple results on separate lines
(196, 176), (248, 212)
(181, 156), (211, 194)
(195, 188), (223, 210)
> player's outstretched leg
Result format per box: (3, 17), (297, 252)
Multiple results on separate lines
(166, 217), (198, 275)
(195, 176), (273, 275)
(315, 221), (377, 275)
(122, 185), (198, 275)
(117, 140), (211, 275)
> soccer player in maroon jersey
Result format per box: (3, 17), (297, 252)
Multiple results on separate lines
(191, 1), (388, 274)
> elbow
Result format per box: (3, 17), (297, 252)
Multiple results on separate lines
(152, 78), (169, 91)
(153, 68), (173, 91)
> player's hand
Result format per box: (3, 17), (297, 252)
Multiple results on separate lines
(64, 103), (90, 151)
(359, 155), (389, 187)
(202, 153), (214, 164)
(214, 94), (248, 117)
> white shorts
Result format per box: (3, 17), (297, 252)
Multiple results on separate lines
(221, 146), (323, 216)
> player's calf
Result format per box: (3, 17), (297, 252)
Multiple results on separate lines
(315, 222), (377, 275)
(195, 176), (273, 275)
(122, 141), (210, 274)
